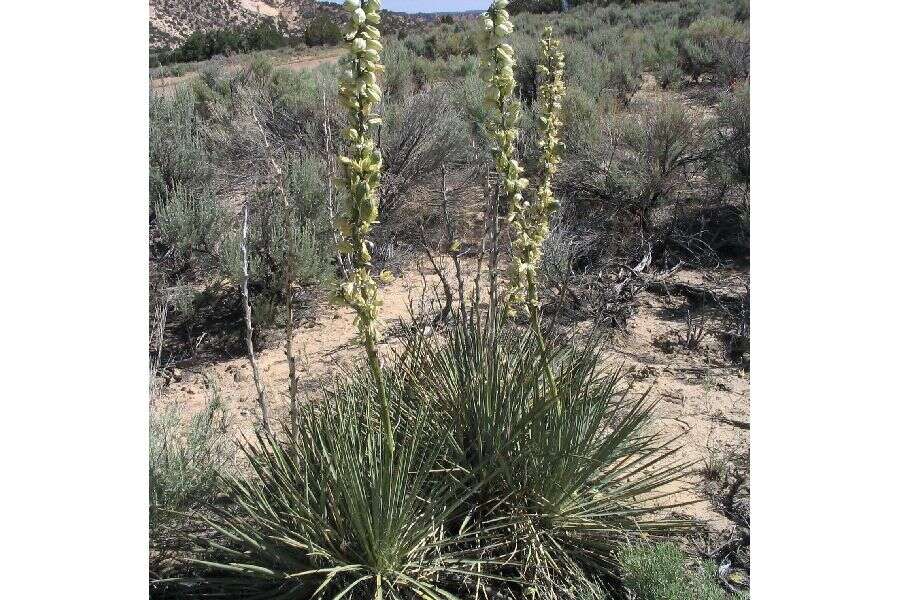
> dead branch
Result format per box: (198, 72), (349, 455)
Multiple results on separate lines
(251, 108), (300, 442)
(240, 200), (270, 433)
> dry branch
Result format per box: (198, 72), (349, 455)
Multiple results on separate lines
(240, 201), (270, 433)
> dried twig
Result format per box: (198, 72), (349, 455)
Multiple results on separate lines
(240, 201), (270, 433)
(252, 108), (300, 443)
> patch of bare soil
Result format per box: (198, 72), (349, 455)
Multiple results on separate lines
(157, 259), (749, 534)
(610, 268), (749, 532)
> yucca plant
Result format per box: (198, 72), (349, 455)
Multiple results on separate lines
(333, 0), (396, 453)
(403, 313), (693, 598)
(185, 371), (484, 599)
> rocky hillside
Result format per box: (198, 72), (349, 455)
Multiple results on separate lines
(149, 0), (427, 49)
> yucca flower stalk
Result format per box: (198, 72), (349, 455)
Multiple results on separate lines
(528, 25), (566, 297)
(521, 26), (567, 406)
(479, 9), (567, 406)
(478, 0), (529, 309)
(334, 0), (395, 453)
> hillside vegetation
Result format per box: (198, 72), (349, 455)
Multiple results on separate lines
(150, 0), (428, 49)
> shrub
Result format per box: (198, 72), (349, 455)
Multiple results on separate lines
(188, 373), (475, 599)
(382, 43), (429, 98)
(656, 60), (684, 90)
(708, 80), (750, 189)
(647, 28), (684, 89)
(236, 159), (333, 296)
(380, 89), (469, 224)
(564, 38), (606, 100)
(149, 89), (210, 204)
(601, 48), (644, 107)
(450, 72), (490, 147)
(512, 32), (542, 104)
(405, 315), (692, 595)
(618, 542), (740, 600)
(155, 186), (224, 261)
(149, 391), (234, 531)
(676, 16), (749, 83)
(558, 97), (709, 241)
(304, 14), (342, 47)
(619, 99), (709, 220)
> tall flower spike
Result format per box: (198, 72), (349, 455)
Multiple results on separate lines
(510, 25), (566, 409)
(334, 0), (395, 453)
(334, 0), (386, 344)
(478, 0), (530, 306)
(512, 25), (566, 310)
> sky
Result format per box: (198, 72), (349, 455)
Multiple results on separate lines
(320, 1), (492, 13)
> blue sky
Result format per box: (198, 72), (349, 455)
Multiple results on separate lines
(320, 1), (492, 13)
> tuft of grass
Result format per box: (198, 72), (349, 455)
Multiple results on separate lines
(186, 371), (481, 599)
(176, 313), (694, 599)
(149, 387), (234, 532)
(618, 542), (745, 600)
(405, 314), (694, 597)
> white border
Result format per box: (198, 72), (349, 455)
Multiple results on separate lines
(2, 0), (899, 596)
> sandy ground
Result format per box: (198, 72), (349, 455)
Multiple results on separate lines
(156, 257), (749, 533)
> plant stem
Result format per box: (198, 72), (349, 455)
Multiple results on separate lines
(240, 201), (271, 433)
(362, 328), (394, 455)
(526, 270), (559, 409)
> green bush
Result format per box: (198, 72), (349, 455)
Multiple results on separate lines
(676, 16), (749, 83)
(564, 38), (607, 100)
(656, 60), (684, 90)
(380, 89), (469, 222)
(620, 99), (708, 217)
(558, 96), (708, 239)
(149, 89), (210, 204)
(707, 80), (750, 188)
(304, 14), (342, 47)
(149, 391), (234, 531)
(618, 542), (741, 600)
(513, 32), (542, 104)
(382, 43), (429, 98)
(450, 72), (491, 147)
(240, 158), (334, 295)
(647, 28), (684, 89)
(155, 186), (224, 260)
(601, 48), (644, 106)
(184, 314), (690, 598)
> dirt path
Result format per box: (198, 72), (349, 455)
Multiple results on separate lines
(150, 48), (343, 97)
